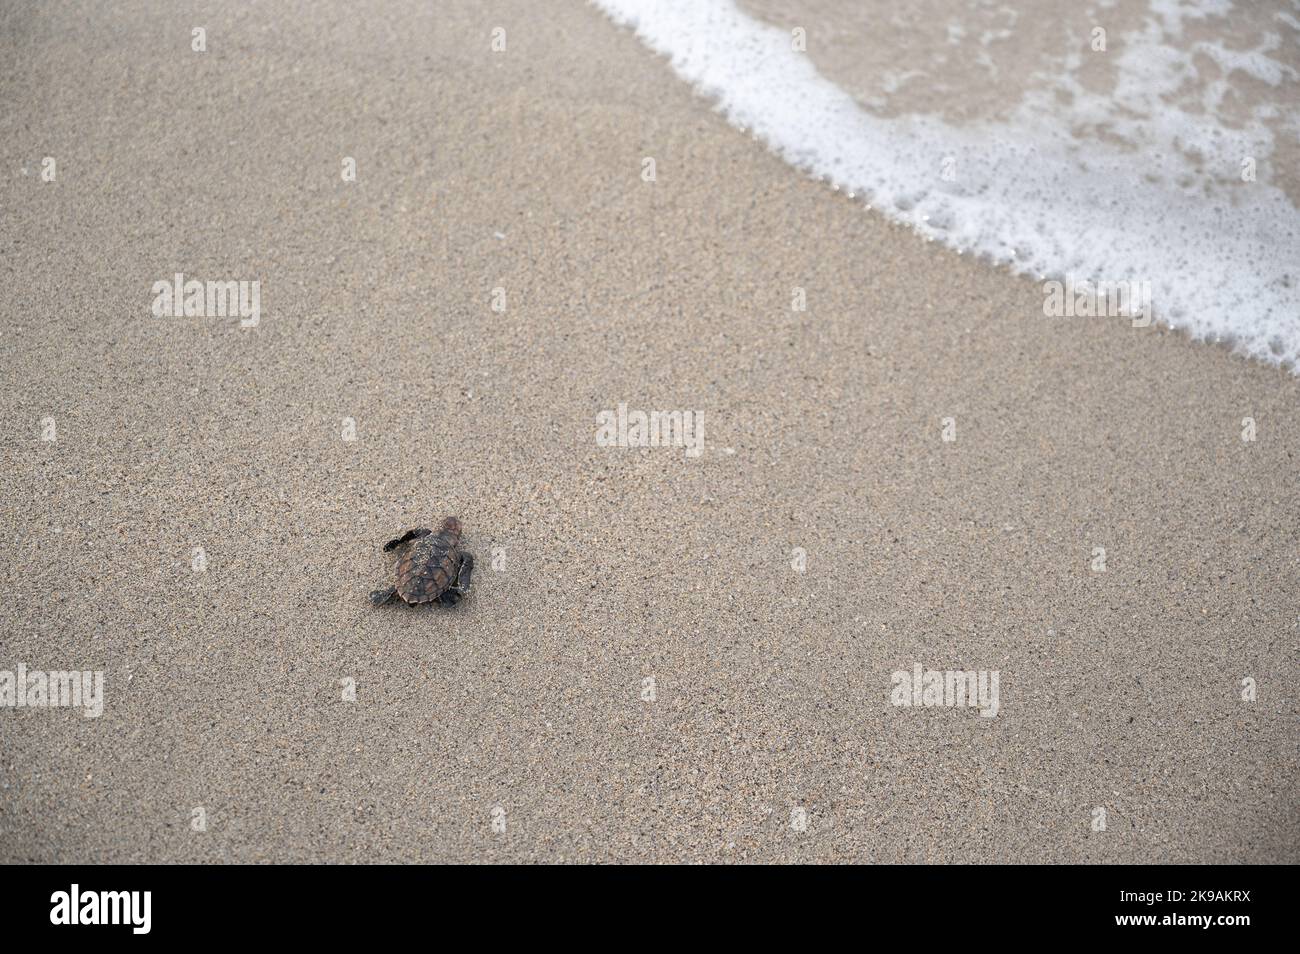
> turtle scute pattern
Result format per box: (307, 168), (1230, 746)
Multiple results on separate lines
(395, 518), (463, 604)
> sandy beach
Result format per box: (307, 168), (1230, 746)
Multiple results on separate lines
(1, 0), (1296, 863)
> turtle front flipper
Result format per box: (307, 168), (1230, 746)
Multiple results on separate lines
(383, 528), (432, 552)
(438, 551), (474, 606)
(369, 586), (398, 606)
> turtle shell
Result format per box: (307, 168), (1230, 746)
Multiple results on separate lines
(393, 517), (462, 604)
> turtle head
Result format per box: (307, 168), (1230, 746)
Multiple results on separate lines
(441, 516), (462, 535)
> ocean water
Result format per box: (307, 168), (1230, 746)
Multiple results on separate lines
(592, 0), (1300, 370)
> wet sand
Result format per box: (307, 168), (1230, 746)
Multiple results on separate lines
(0, 0), (1296, 863)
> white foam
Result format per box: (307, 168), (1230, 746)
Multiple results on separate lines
(592, 0), (1300, 370)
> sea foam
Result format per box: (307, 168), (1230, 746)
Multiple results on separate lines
(592, 0), (1300, 370)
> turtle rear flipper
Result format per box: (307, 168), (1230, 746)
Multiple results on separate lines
(438, 552), (474, 606)
(383, 528), (432, 552)
(369, 586), (398, 606)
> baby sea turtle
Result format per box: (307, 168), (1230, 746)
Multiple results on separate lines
(368, 516), (474, 608)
